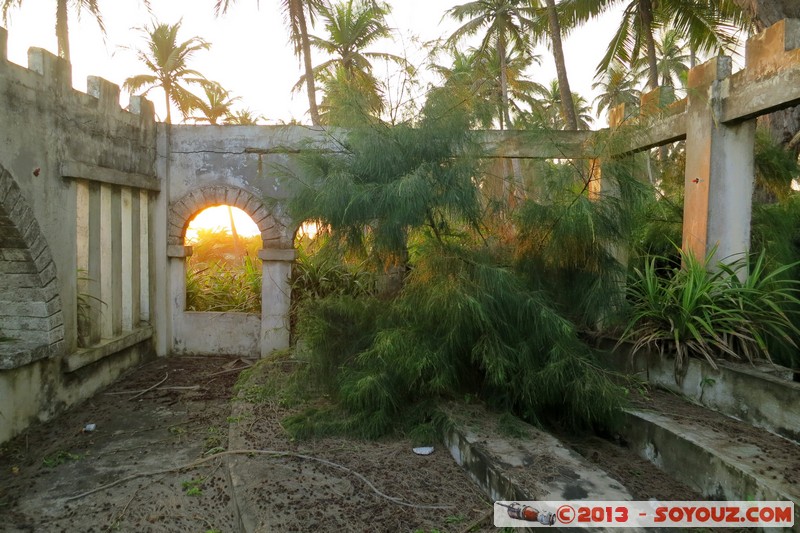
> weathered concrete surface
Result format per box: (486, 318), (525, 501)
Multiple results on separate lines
(0, 32), (157, 443)
(606, 345), (800, 445)
(622, 405), (799, 532)
(441, 403), (633, 503)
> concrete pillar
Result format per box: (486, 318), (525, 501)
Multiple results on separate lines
(111, 187), (122, 335)
(99, 183), (112, 339)
(167, 245), (192, 353)
(139, 190), (150, 323)
(75, 180), (90, 346)
(258, 248), (295, 357)
(152, 125), (170, 356)
(130, 191), (141, 329)
(121, 187), (133, 331)
(683, 56), (756, 269)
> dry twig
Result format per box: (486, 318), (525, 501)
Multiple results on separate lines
(64, 449), (453, 510)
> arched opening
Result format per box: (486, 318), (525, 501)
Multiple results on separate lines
(0, 168), (63, 368)
(184, 205), (262, 314)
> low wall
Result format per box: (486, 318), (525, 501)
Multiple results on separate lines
(172, 312), (261, 357)
(603, 345), (800, 444)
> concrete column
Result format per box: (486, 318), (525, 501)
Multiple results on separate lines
(111, 187), (122, 335)
(130, 191), (141, 329)
(139, 190), (150, 323)
(121, 187), (133, 331)
(75, 180), (90, 347)
(167, 245), (192, 354)
(258, 248), (295, 358)
(99, 183), (112, 339)
(87, 182), (102, 345)
(683, 56), (756, 270)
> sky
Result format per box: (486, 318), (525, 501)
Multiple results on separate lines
(1, 0), (627, 125)
(1, 0), (626, 237)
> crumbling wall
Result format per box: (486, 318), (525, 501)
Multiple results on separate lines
(0, 27), (158, 443)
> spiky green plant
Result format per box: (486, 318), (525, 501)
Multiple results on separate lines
(621, 247), (800, 381)
(185, 257), (261, 314)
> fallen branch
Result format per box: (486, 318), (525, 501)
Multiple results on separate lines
(128, 373), (168, 401)
(64, 449), (453, 510)
(106, 385), (200, 396)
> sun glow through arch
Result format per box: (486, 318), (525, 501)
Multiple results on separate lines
(185, 205), (260, 244)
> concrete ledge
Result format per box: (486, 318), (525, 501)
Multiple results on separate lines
(616, 348), (800, 444)
(167, 245), (192, 258)
(258, 248), (296, 262)
(0, 341), (56, 370)
(63, 325), (153, 373)
(62, 161), (160, 192)
(440, 403), (633, 502)
(622, 408), (800, 527)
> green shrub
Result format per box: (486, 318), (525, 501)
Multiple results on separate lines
(621, 247), (800, 381)
(291, 241), (629, 438)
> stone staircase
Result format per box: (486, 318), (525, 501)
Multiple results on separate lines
(442, 354), (800, 531)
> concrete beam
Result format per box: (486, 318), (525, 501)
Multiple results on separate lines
(478, 130), (595, 159)
(62, 161), (160, 192)
(258, 248), (296, 262)
(722, 63), (800, 123)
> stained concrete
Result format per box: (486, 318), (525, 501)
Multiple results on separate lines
(440, 403), (633, 503)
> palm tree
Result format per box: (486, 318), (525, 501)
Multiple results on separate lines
(540, 0), (578, 130)
(529, 79), (592, 129)
(305, 0), (403, 122)
(123, 21), (210, 124)
(635, 27), (691, 90)
(562, 0), (744, 91)
(1, 0), (107, 63)
(188, 82), (239, 124)
(592, 61), (641, 119)
(225, 108), (263, 125)
(215, 0), (323, 125)
(446, 0), (537, 130)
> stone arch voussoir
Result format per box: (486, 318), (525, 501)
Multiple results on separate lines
(168, 185), (291, 248)
(0, 166), (65, 368)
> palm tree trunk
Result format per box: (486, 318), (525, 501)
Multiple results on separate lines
(497, 33), (511, 130)
(56, 0), (70, 62)
(227, 205), (242, 255)
(639, 0), (659, 90)
(297, 7), (320, 125)
(544, 0), (578, 130)
(164, 88), (172, 124)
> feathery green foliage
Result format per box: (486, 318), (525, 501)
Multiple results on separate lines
(285, 98), (632, 438)
(123, 20), (211, 124)
(291, 241), (628, 438)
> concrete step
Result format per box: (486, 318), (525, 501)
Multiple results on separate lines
(621, 389), (800, 531)
(440, 402), (634, 502)
(625, 349), (800, 444)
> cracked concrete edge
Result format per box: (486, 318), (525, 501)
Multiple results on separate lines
(622, 409), (800, 532)
(440, 403), (634, 503)
(225, 390), (255, 533)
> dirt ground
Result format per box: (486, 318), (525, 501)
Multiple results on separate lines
(0, 355), (494, 533)
(2, 355), (772, 533)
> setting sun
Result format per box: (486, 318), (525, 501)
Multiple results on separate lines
(185, 205), (260, 243)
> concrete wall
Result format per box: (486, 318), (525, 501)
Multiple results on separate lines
(161, 126), (313, 358)
(3, 19), (800, 445)
(0, 28), (157, 443)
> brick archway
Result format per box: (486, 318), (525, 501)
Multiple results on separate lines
(167, 185), (291, 248)
(0, 166), (64, 369)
